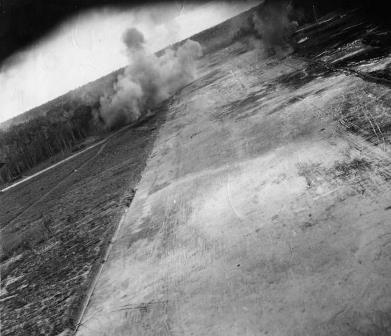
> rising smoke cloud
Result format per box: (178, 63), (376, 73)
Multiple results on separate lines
(99, 27), (202, 129)
(2, 1), (261, 124)
(252, 0), (298, 56)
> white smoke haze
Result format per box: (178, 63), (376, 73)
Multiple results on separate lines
(99, 28), (203, 129)
(0, 1), (259, 124)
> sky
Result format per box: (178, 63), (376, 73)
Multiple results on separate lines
(0, 1), (259, 124)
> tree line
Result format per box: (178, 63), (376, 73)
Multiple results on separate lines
(0, 105), (102, 184)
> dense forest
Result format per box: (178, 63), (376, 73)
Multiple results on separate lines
(0, 104), (102, 184)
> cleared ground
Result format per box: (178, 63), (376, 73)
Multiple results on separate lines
(76, 33), (391, 336)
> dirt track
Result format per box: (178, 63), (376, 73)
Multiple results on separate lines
(1, 124), (137, 230)
(76, 40), (391, 336)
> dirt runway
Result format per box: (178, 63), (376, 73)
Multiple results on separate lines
(76, 40), (391, 336)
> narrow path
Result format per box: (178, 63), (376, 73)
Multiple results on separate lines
(1, 139), (106, 193)
(1, 123), (133, 230)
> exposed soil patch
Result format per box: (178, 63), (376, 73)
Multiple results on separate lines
(276, 64), (334, 90)
(297, 157), (373, 192)
(214, 91), (266, 122)
(149, 181), (171, 195)
(337, 87), (391, 146)
(126, 224), (161, 250)
(266, 95), (307, 116)
(332, 157), (372, 180)
(184, 69), (226, 96)
(368, 67), (391, 82)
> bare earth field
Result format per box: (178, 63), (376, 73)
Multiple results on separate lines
(76, 27), (391, 336)
(0, 111), (166, 335)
